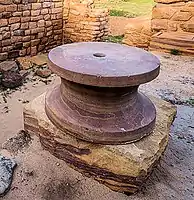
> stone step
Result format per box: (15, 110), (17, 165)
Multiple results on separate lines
(150, 32), (194, 55)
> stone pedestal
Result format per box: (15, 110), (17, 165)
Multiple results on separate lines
(23, 93), (176, 194)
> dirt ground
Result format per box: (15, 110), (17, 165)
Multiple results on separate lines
(0, 52), (194, 200)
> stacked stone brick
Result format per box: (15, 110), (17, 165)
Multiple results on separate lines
(150, 0), (194, 55)
(152, 0), (194, 33)
(122, 17), (151, 49)
(63, 0), (109, 42)
(0, 0), (63, 61)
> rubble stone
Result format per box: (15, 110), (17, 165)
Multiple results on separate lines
(0, 156), (17, 197)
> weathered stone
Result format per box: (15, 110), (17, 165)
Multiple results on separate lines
(0, 0), (12, 4)
(31, 10), (41, 17)
(2, 130), (32, 154)
(8, 50), (19, 59)
(1, 12), (12, 18)
(0, 53), (8, 61)
(43, 2), (52, 8)
(168, 21), (178, 31)
(2, 46), (13, 52)
(150, 31), (194, 55)
(123, 18), (152, 49)
(0, 19), (8, 27)
(21, 17), (30, 23)
(23, 10), (30, 17)
(41, 9), (49, 15)
(2, 32), (11, 40)
(0, 156), (16, 197)
(13, 11), (22, 17)
(0, 61), (18, 73)
(31, 28), (44, 34)
(30, 54), (48, 66)
(2, 71), (23, 88)
(31, 46), (37, 56)
(21, 22), (29, 30)
(23, 93), (176, 194)
(32, 3), (41, 10)
(31, 39), (40, 46)
(10, 23), (20, 31)
(6, 4), (17, 12)
(152, 19), (168, 31)
(180, 21), (194, 32)
(36, 68), (51, 78)
(29, 22), (37, 29)
(13, 30), (25, 36)
(38, 32), (44, 39)
(9, 17), (20, 24)
(172, 11), (192, 21)
(19, 49), (27, 57)
(152, 6), (177, 19)
(16, 57), (33, 70)
(2, 39), (11, 47)
(38, 20), (45, 27)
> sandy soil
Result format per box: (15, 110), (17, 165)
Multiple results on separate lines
(0, 52), (194, 200)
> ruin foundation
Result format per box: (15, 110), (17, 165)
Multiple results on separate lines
(0, 0), (109, 61)
(23, 93), (176, 194)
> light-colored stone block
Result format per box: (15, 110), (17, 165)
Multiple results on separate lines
(23, 93), (176, 194)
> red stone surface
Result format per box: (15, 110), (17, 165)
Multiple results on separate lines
(46, 42), (160, 144)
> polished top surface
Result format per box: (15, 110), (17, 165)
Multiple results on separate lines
(48, 42), (160, 87)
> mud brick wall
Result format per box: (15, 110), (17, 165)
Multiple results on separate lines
(63, 0), (109, 42)
(152, 0), (194, 33)
(0, 0), (63, 61)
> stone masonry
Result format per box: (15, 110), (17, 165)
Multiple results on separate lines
(63, 0), (109, 42)
(0, 0), (109, 61)
(152, 0), (194, 33)
(0, 0), (63, 61)
(123, 0), (194, 54)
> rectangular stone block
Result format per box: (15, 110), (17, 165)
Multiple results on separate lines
(172, 11), (192, 21)
(0, 52), (8, 61)
(32, 3), (41, 10)
(31, 10), (41, 16)
(152, 19), (168, 31)
(9, 17), (20, 24)
(29, 22), (37, 29)
(10, 23), (20, 31)
(21, 17), (30, 23)
(41, 9), (49, 15)
(6, 4), (17, 12)
(23, 10), (30, 17)
(152, 6), (178, 19)
(0, 19), (8, 27)
(21, 22), (29, 30)
(23, 93), (176, 194)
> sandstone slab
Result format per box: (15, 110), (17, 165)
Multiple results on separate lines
(30, 54), (48, 66)
(150, 31), (194, 55)
(23, 93), (176, 194)
(16, 57), (33, 70)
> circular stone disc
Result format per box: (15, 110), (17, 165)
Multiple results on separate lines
(48, 42), (160, 87)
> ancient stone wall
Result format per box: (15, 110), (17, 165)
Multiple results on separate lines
(63, 0), (109, 42)
(0, 0), (63, 61)
(152, 0), (194, 33)
(0, 0), (109, 61)
(122, 17), (151, 49)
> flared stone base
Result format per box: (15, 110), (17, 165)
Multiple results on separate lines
(23, 93), (176, 194)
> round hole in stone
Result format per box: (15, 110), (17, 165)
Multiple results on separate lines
(93, 53), (106, 58)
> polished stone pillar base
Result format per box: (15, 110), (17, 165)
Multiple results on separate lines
(23, 93), (176, 194)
